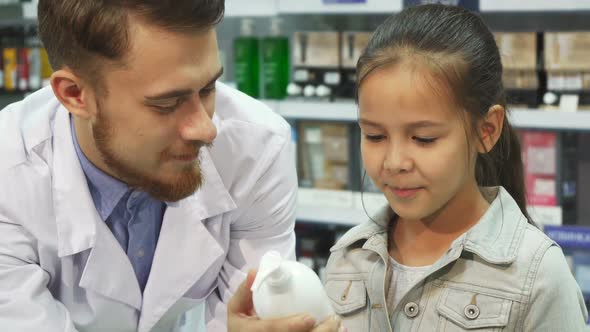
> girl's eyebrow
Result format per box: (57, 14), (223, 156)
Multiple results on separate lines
(358, 118), (444, 129)
(405, 120), (445, 130)
(358, 118), (382, 128)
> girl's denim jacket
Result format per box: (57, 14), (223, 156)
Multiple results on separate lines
(325, 187), (589, 331)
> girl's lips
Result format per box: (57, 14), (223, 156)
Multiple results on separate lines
(390, 187), (423, 199)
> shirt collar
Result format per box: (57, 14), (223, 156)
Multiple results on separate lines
(331, 187), (527, 265)
(70, 117), (129, 220)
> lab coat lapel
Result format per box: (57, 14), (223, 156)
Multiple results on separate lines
(79, 220), (143, 310)
(52, 106), (142, 310)
(138, 147), (237, 332)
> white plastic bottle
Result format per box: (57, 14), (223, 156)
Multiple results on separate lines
(251, 251), (335, 326)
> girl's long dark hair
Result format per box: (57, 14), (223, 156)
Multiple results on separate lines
(357, 4), (533, 223)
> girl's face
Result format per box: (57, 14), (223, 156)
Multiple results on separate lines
(358, 62), (480, 222)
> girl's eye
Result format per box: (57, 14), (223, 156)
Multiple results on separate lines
(365, 135), (385, 142)
(413, 136), (437, 144)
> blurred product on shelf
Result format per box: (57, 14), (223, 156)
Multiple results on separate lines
(262, 18), (289, 99)
(338, 31), (371, 99)
(295, 223), (349, 283)
(25, 35), (41, 91)
(544, 32), (590, 109)
(2, 46), (17, 91)
(520, 130), (558, 207)
(40, 47), (52, 86)
(0, 48), (3, 90)
(234, 18), (260, 98)
(290, 31), (340, 100)
(544, 225), (590, 308)
(16, 47), (28, 91)
(298, 122), (350, 190)
(578, 133), (590, 228)
(494, 32), (540, 107)
(561, 132), (579, 225)
(1, 27), (51, 96)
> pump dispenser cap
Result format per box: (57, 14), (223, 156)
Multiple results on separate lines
(251, 251), (288, 292)
(270, 18), (283, 36)
(240, 18), (255, 36)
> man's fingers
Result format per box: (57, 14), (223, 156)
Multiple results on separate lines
(228, 269), (257, 314)
(312, 315), (345, 332)
(256, 313), (317, 332)
(227, 271), (343, 332)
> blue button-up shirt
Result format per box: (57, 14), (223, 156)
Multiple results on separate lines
(71, 118), (165, 292)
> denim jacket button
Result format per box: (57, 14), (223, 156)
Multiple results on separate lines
(404, 302), (420, 318)
(464, 304), (480, 320)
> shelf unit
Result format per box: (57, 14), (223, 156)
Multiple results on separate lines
(295, 187), (563, 227)
(4, 0), (590, 21)
(263, 100), (585, 226)
(480, 0), (590, 12)
(277, 0), (402, 15)
(3, 2), (588, 227)
(297, 188), (387, 226)
(224, 0), (590, 17)
(4, 1), (590, 22)
(266, 100), (590, 131)
(226, 0), (278, 17)
(0, 93), (27, 109)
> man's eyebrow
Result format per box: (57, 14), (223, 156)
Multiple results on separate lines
(144, 89), (194, 102)
(144, 67), (224, 102)
(204, 67), (224, 87)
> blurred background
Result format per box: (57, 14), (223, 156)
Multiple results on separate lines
(2, 0), (590, 320)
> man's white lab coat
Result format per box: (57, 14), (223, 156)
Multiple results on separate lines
(0, 83), (297, 332)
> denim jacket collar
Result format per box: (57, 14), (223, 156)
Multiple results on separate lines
(331, 187), (527, 266)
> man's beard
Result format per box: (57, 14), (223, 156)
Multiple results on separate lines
(92, 109), (204, 202)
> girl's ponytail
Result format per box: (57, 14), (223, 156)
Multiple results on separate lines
(476, 115), (533, 224)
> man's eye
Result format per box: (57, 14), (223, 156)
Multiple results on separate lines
(154, 105), (178, 114)
(153, 99), (185, 114)
(200, 85), (216, 97)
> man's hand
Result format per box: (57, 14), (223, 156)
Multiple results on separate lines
(228, 270), (345, 332)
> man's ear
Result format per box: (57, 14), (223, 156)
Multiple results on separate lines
(50, 69), (94, 119)
(477, 104), (505, 153)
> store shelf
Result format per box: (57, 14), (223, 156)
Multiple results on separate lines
(296, 187), (563, 226)
(0, 3), (22, 22)
(225, 0), (278, 17)
(275, 100), (358, 121)
(21, 0), (37, 20)
(510, 109), (590, 131)
(269, 100), (590, 131)
(277, 0), (401, 14)
(0, 1), (36, 25)
(296, 205), (367, 226)
(0, 18), (36, 27)
(0, 93), (26, 109)
(296, 188), (387, 226)
(226, 0), (590, 16)
(480, 0), (590, 12)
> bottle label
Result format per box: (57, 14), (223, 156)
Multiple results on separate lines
(324, 72), (341, 85)
(294, 69), (309, 82)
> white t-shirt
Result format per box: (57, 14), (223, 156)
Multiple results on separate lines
(389, 256), (432, 310)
